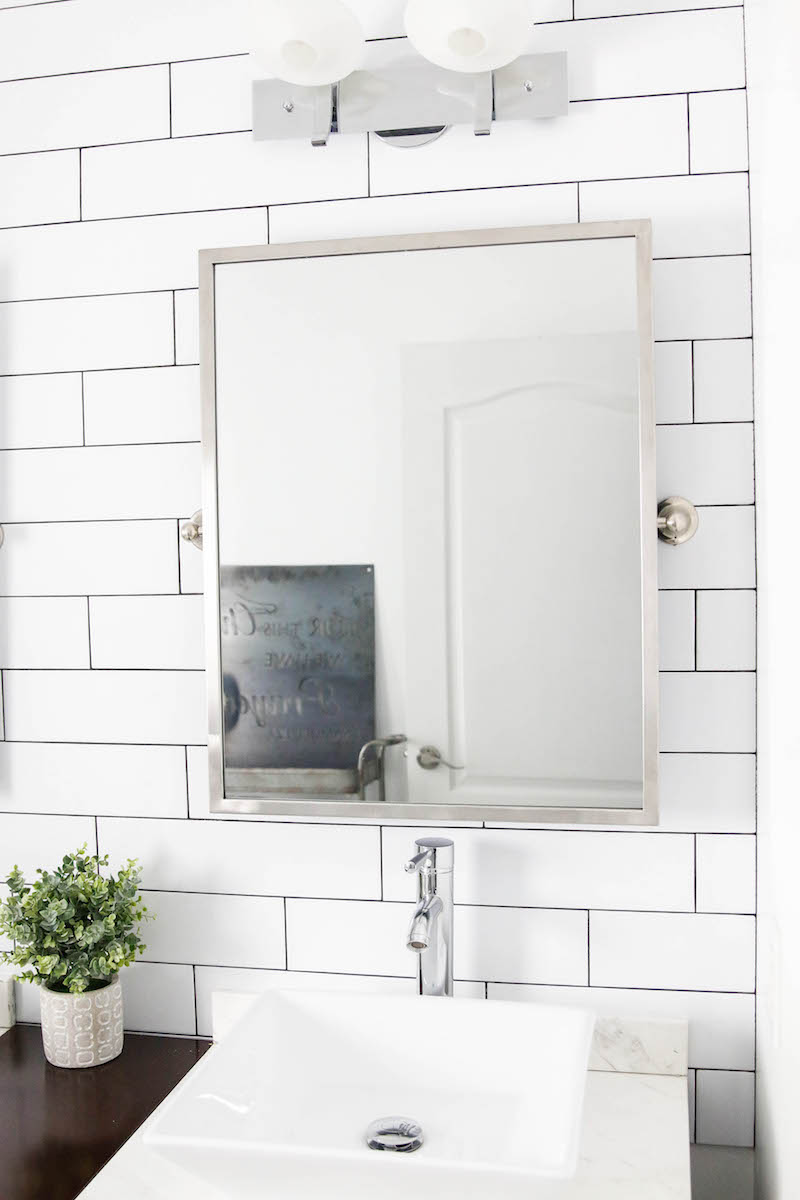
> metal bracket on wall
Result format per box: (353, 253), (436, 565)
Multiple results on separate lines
(657, 496), (699, 546)
(180, 510), (203, 550)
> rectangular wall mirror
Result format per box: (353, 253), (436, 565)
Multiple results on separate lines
(200, 221), (657, 824)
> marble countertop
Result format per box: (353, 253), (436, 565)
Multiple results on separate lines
(77, 1001), (691, 1200)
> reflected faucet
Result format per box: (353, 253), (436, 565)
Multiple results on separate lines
(404, 837), (454, 997)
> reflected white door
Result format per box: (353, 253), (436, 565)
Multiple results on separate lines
(402, 333), (644, 810)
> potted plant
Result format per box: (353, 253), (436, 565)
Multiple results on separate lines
(0, 845), (151, 1068)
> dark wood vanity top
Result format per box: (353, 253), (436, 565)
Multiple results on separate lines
(0, 1024), (210, 1200)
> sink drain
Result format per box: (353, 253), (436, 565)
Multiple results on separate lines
(365, 1116), (424, 1153)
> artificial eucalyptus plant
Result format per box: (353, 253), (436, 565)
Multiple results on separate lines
(0, 845), (151, 994)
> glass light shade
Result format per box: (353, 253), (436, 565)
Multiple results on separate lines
(251, 0), (365, 87)
(404, 0), (531, 74)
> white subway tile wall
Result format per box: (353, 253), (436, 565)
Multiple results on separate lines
(0, 0), (754, 1147)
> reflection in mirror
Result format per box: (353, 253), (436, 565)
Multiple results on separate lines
(202, 223), (657, 824)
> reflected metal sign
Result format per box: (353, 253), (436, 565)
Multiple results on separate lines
(220, 564), (375, 771)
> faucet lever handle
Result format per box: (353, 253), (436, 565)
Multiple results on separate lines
(404, 849), (433, 874)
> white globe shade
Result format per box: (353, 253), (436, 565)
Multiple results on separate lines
(404, 0), (531, 74)
(251, 0), (365, 87)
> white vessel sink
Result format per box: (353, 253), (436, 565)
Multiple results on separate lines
(144, 988), (594, 1200)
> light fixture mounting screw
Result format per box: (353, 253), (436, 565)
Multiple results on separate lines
(282, 100), (295, 113)
(523, 80), (534, 92)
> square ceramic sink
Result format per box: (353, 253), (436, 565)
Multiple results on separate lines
(144, 988), (594, 1200)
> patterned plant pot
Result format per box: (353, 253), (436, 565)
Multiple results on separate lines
(40, 975), (124, 1068)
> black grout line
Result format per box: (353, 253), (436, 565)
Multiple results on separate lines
(184, 745), (189, 818)
(79, 370), (86, 444)
(282, 898), (288, 970)
(192, 963), (198, 1035)
(86, 596), (92, 669)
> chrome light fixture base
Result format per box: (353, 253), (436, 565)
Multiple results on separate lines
(252, 48), (568, 146)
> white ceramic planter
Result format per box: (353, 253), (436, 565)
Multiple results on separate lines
(40, 975), (124, 1068)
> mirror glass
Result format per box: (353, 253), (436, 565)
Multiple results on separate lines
(204, 224), (657, 823)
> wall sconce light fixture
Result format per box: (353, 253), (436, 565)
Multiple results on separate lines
(251, 0), (568, 147)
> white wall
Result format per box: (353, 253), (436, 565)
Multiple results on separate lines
(746, 0), (800, 1195)
(0, 0), (755, 1150)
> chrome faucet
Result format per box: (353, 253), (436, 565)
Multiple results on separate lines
(404, 837), (454, 997)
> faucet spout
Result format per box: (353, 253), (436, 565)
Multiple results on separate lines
(403, 837), (454, 997)
(407, 894), (443, 952)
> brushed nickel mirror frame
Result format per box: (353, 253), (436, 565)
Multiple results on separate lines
(199, 220), (658, 825)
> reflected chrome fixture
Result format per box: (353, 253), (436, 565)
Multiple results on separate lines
(405, 837), (454, 997)
(657, 496), (699, 546)
(251, 0), (567, 146)
(416, 744), (464, 771)
(357, 734), (407, 803)
(180, 510), (203, 550)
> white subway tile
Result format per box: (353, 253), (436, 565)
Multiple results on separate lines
(654, 257), (752, 341)
(0, 292), (174, 375)
(174, 290), (199, 366)
(658, 506), (755, 590)
(0, 742), (187, 818)
(171, 55), (251, 138)
(660, 673), (755, 753)
(3, 670), (205, 744)
(89, 595), (203, 669)
(658, 754), (755, 834)
(97, 816), (381, 900)
(655, 342), (693, 424)
(194, 966), (419, 1038)
(696, 836), (756, 915)
(0, 150), (79, 228)
(488, 985), (754, 1071)
(83, 366), (199, 445)
(0, 597), (89, 667)
(0, 519), (178, 596)
(179, 515), (204, 592)
(693, 339), (753, 423)
(0, 885), (10, 954)
(141, 891), (285, 969)
(581, 174), (749, 259)
(285, 899), (411, 977)
(0, 812), (96, 879)
(82, 131), (368, 220)
(691, 1146), (758, 1197)
(657, 424), (754, 506)
(0, 373), (83, 449)
(269, 184), (578, 245)
(590, 912), (755, 992)
(369, 96), (689, 196)
(696, 1071), (754, 1147)
(0, 443), (200, 522)
(659, 591), (695, 671)
(690, 91), (749, 175)
(537, 10), (744, 102)
(578, 0), (739, 11)
(0, 209), (268, 303)
(696, 591), (756, 671)
(0, 65), (169, 155)
(458, 905), (588, 985)
(121, 961), (197, 1035)
(382, 827), (694, 912)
